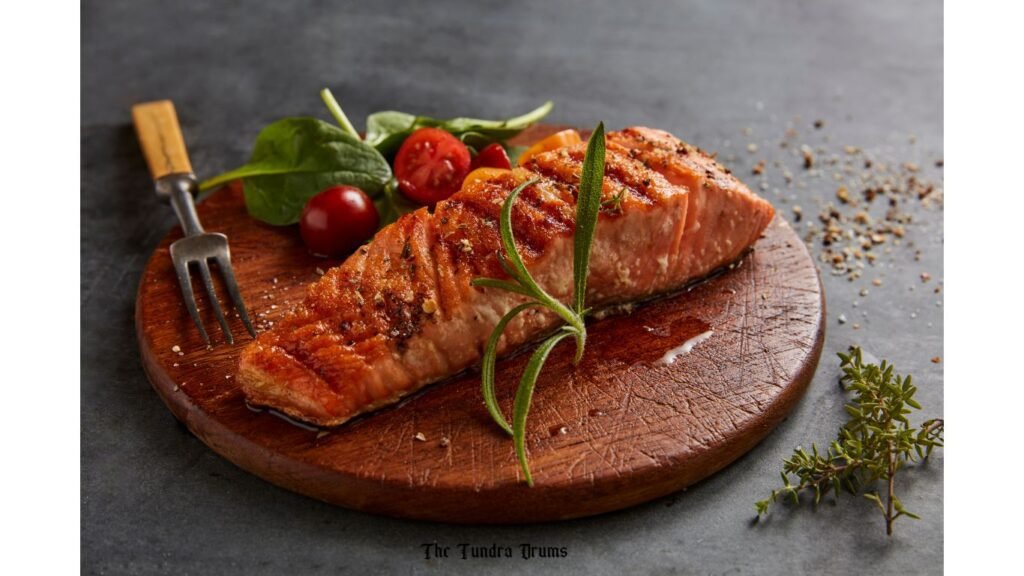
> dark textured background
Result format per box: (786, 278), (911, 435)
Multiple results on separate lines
(82, 1), (943, 574)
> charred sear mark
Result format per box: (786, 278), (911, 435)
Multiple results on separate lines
(504, 181), (575, 259)
(601, 163), (655, 205)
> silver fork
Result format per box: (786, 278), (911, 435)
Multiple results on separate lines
(132, 100), (256, 345)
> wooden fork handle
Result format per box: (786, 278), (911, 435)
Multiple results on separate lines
(132, 100), (194, 180)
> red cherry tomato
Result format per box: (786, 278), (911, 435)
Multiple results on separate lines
(299, 185), (379, 258)
(470, 142), (512, 170)
(394, 127), (472, 204)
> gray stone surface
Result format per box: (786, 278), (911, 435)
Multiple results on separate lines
(82, 1), (943, 574)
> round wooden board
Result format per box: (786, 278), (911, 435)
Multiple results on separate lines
(136, 127), (825, 523)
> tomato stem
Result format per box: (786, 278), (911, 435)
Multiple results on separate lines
(320, 88), (361, 140)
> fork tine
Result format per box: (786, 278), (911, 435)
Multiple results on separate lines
(215, 254), (257, 339)
(172, 256), (210, 345)
(197, 258), (234, 344)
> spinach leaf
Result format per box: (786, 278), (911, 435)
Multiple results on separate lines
(364, 111), (418, 154)
(199, 117), (392, 226)
(441, 100), (554, 138)
(364, 101), (553, 156)
(504, 145), (529, 166)
(458, 131), (494, 154)
(374, 177), (419, 227)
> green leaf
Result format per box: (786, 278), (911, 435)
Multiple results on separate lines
(504, 145), (529, 165)
(364, 101), (554, 157)
(458, 131), (494, 152)
(572, 122), (606, 316)
(364, 111), (418, 154)
(441, 101), (554, 138)
(480, 302), (538, 435)
(199, 118), (392, 225)
(374, 177), (418, 228)
(513, 331), (575, 486)
(864, 492), (886, 515)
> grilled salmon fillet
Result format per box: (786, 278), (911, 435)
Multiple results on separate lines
(239, 127), (775, 426)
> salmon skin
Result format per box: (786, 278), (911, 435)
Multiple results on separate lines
(239, 127), (775, 427)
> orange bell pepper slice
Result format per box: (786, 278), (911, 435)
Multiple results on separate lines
(461, 167), (512, 192)
(516, 129), (583, 166)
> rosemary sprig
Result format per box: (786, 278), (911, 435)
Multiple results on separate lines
(472, 122), (606, 486)
(756, 347), (944, 535)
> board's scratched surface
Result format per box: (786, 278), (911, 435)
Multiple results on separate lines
(135, 127), (825, 523)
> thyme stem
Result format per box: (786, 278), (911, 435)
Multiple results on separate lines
(886, 447), (897, 535)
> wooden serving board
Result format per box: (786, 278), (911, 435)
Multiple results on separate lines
(136, 126), (825, 523)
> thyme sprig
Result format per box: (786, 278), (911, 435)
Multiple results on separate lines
(756, 347), (944, 535)
(472, 122), (606, 486)
(600, 188), (626, 214)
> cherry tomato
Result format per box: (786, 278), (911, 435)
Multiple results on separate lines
(470, 142), (512, 170)
(517, 129), (583, 166)
(394, 127), (472, 204)
(299, 185), (379, 258)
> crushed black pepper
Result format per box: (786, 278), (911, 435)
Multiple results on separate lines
(727, 117), (943, 296)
